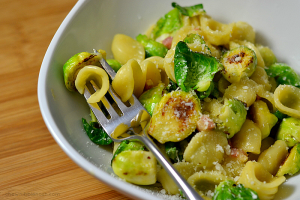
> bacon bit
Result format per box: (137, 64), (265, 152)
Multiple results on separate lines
(194, 27), (200, 30)
(196, 115), (215, 132)
(230, 148), (248, 163)
(162, 36), (173, 49)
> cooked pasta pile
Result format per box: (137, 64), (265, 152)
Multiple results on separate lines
(63, 2), (300, 200)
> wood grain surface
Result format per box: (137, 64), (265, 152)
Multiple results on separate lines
(0, 0), (132, 199)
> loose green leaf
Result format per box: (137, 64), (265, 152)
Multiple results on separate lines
(274, 110), (288, 120)
(165, 142), (183, 163)
(111, 140), (145, 164)
(166, 79), (179, 92)
(82, 118), (113, 145)
(150, 8), (182, 40)
(174, 41), (222, 92)
(171, 2), (205, 17)
(265, 63), (300, 87)
(213, 180), (260, 200)
(136, 34), (168, 58)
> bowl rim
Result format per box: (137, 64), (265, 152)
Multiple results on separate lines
(37, 1), (161, 199)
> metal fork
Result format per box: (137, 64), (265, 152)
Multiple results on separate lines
(83, 56), (203, 200)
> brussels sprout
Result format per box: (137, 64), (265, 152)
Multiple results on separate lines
(221, 46), (257, 83)
(256, 44), (277, 67)
(165, 142), (183, 163)
(106, 59), (121, 72)
(111, 140), (145, 163)
(63, 50), (104, 91)
(276, 117), (300, 148)
(136, 34), (168, 58)
(112, 150), (157, 185)
(218, 99), (247, 138)
(138, 82), (165, 116)
(150, 8), (182, 41)
(265, 63), (300, 88)
(212, 180), (260, 200)
(171, 2), (205, 17)
(276, 143), (300, 176)
(82, 118), (112, 145)
(148, 91), (201, 143)
(183, 33), (211, 55)
(174, 41), (222, 92)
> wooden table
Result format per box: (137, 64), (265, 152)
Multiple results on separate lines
(0, 0), (132, 199)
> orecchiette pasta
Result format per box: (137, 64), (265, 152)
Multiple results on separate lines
(157, 162), (200, 195)
(112, 59), (145, 102)
(238, 161), (286, 200)
(223, 77), (257, 107)
(274, 85), (300, 118)
(187, 171), (228, 199)
(200, 16), (233, 46)
(231, 119), (261, 154)
(230, 21), (255, 43)
(251, 100), (278, 139)
(111, 34), (145, 65)
(183, 130), (228, 168)
(75, 65), (109, 104)
(257, 140), (288, 176)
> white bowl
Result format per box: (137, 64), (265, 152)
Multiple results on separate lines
(38, 0), (300, 199)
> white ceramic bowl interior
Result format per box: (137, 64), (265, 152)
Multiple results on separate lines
(38, 0), (300, 199)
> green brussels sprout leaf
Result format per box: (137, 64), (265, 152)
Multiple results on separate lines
(166, 79), (179, 92)
(150, 8), (182, 40)
(213, 180), (260, 200)
(265, 63), (300, 88)
(139, 83), (165, 116)
(136, 34), (168, 58)
(82, 118), (113, 145)
(174, 41), (222, 92)
(277, 143), (300, 176)
(171, 2), (205, 17)
(165, 142), (183, 163)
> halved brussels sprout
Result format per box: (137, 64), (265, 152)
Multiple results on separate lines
(148, 91), (201, 143)
(276, 117), (300, 148)
(276, 143), (300, 176)
(218, 98), (247, 138)
(63, 50), (105, 91)
(112, 150), (157, 185)
(221, 46), (257, 83)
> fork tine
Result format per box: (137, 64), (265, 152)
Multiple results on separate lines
(101, 93), (119, 119)
(99, 58), (116, 79)
(83, 88), (109, 125)
(107, 85), (128, 112)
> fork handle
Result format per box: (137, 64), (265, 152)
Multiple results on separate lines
(139, 135), (203, 200)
